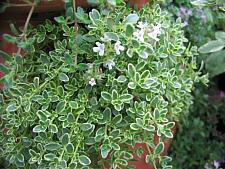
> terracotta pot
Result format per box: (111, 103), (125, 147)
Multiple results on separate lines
(3, 0), (90, 14)
(103, 124), (177, 169)
(126, 0), (150, 9)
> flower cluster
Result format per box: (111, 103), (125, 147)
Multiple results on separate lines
(93, 40), (124, 57)
(133, 21), (162, 42)
(196, 8), (207, 23)
(176, 6), (207, 26)
(93, 40), (124, 71)
(176, 6), (193, 26)
(204, 159), (225, 169)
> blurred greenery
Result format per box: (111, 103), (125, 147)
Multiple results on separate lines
(169, 84), (225, 168)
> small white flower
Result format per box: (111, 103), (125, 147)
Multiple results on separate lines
(89, 78), (96, 86)
(114, 41), (125, 55)
(213, 160), (219, 169)
(104, 60), (115, 70)
(152, 23), (161, 34)
(148, 31), (160, 41)
(93, 42), (105, 56)
(204, 163), (211, 169)
(137, 21), (148, 30)
(133, 30), (145, 42)
(148, 23), (162, 41)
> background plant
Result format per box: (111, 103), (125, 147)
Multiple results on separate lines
(162, 1), (225, 168)
(198, 31), (225, 77)
(169, 84), (225, 169)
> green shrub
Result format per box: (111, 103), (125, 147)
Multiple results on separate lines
(0, 3), (206, 169)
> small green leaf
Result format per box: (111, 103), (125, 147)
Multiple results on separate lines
(37, 35), (45, 43)
(141, 70), (150, 79)
(66, 143), (74, 153)
(37, 110), (48, 122)
(215, 31), (225, 40)
(143, 125), (155, 132)
(89, 97), (98, 106)
(153, 108), (160, 120)
(59, 73), (69, 82)
(165, 122), (175, 129)
(54, 16), (66, 24)
(69, 101), (78, 109)
(128, 82), (136, 89)
(78, 155), (91, 166)
(101, 145), (111, 159)
(161, 156), (172, 163)
(206, 50), (225, 77)
(45, 142), (61, 151)
(154, 142), (164, 155)
(17, 154), (24, 162)
(112, 89), (118, 100)
(101, 91), (112, 101)
(49, 124), (58, 133)
(64, 53), (73, 65)
(29, 149), (37, 157)
(117, 75), (127, 83)
(173, 82), (181, 89)
(164, 130), (173, 138)
(33, 77), (39, 88)
(44, 153), (56, 161)
(0, 50), (11, 61)
(130, 123), (140, 130)
(124, 13), (139, 24)
(33, 125), (46, 133)
(199, 40), (224, 53)
(9, 23), (19, 35)
(61, 133), (70, 146)
(138, 50), (148, 59)
(56, 101), (66, 113)
(3, 34), (17, 43)
(102, 108), (112, 123)
(126, 48), (133, 58)
(76, 7), (90, 24)
(144, 77), (157, 88)
(0, 64), (9, 74)
(159, 53), (168, 58)
(112, 114), (122, 124)
(6, 104), (18, 112)
(136, 148), (144, 158)
(114, 103), (124, 111)
(89, 9), (100, 25)
(67, 113), (75, 123)
(120, 94), (133, 103)
(111, 142), (120, 150)
(80, 123), (92, 131)
(128, 63), (136, 78)
(104, 32), (118, 41)
(126, 24), (134, 37)
(115, 159), (128, 166)
(191, 0), (215, 6)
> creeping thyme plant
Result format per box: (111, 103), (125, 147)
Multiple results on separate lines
(0, 2), (206, 169)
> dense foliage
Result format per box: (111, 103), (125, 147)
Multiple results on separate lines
(0, 2), (206, 169)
